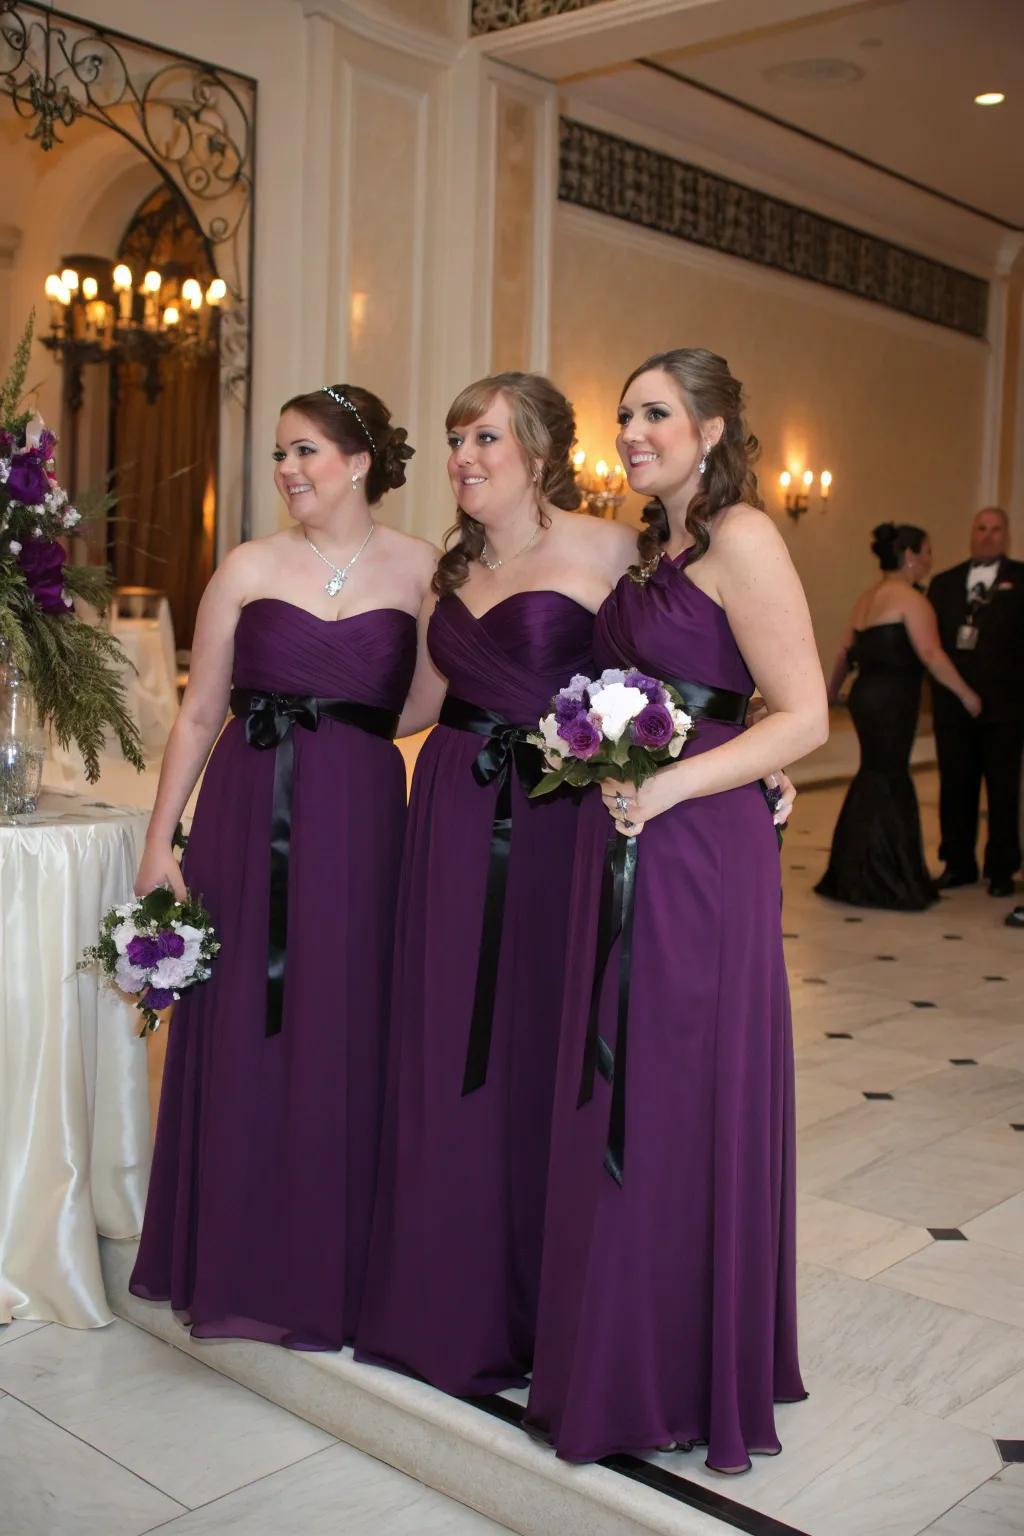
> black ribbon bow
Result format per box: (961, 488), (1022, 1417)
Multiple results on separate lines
(437, 695), (544, 1094)
(230, 688), (398, 1037)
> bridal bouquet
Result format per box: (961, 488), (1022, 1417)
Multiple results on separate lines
(529, 668), (695, 798)
(80, 885), (220, 1034)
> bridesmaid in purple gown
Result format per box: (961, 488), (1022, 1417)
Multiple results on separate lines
(525, 349), (828, 1470)
(355, 373), (639, 1393)
(130, 385), (435, 1349)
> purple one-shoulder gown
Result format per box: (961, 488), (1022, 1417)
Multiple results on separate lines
(130, 598), (416, 1349)
(526, 553), (806, 1468)
(356, 590), (594, 1394)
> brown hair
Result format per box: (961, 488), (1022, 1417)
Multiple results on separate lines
(433, 371), (581, 598)
(620, 348), (761, 573)
(279, 385), (414, 503)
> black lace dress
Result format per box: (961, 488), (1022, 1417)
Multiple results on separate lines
(816, 623), (937, 910)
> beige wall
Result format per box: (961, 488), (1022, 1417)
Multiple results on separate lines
(551, 206), (990, 669)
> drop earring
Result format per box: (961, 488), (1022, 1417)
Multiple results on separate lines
(352, 473), (361, 491)
(698, 443), (709, 476)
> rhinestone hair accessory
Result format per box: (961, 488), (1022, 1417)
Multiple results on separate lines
(320, 385), (376, 454)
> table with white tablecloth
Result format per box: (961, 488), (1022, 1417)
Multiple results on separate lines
(110, 596), (180, 756)
(0, 791), (152, 1328)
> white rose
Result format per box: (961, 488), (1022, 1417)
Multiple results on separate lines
(589, 682), (648, 743)
(111, 919), (138, 954)
(538, 713), (564, 757)
(151, 954), (195, 989)
(8, 539), (21, 555)
(671, 707), (693, 735)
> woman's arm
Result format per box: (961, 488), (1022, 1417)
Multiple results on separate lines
(134, 550), (252, 897)
(903, 591), (982, 715)
(605, 507), (828, 832)
(396, 587), (447, 737)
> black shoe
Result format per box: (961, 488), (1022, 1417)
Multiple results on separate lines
(936, 869), (978, 890)
(1004, 906), (1024, 928)
(988, 880), (1015, 898)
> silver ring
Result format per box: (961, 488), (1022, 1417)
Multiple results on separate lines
(614, 792), (630, 814)
(623, 818), (635, 831)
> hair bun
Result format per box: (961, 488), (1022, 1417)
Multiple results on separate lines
(380, 425), (415, 491)
(871, 522), (897, 556)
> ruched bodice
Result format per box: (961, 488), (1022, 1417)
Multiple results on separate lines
(428, 591), (595, 725)
(233, 598), (416, 708)
(596, 554), (754, 696)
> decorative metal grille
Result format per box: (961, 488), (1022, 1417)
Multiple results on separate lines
(470, 0), (611, 37)
(559, 117), (988, 338)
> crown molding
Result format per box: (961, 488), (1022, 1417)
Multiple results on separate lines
(301, 0), (465, 66)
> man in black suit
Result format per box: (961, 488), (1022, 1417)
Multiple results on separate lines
(928, 507), (1024, 898)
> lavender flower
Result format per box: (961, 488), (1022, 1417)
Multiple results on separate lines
(554, 689), (586, 725)
(624, 670), (662, 702)
(562, 711), (602, 759)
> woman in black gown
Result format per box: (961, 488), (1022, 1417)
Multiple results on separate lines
(816, 523), (982, 910)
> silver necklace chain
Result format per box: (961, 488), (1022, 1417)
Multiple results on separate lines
(480, 523), (541, 572)
(304, 525), (375, 598)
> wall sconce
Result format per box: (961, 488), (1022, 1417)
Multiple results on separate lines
(780, 467), (832, 521)
(573, 449), (626, 517)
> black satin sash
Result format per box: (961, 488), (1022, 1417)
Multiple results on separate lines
(580, 673), (750, 1185)
(230, 688), (399, 1037)
(437, 694), (544, 1094)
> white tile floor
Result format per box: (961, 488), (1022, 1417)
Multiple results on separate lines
(3, 768), (1022, 1535)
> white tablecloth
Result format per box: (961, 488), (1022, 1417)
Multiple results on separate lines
(0, 791), (152, 1328)
(110, 599), (179, 755)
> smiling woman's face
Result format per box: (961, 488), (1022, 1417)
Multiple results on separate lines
(272, 409), (354, 522)
(615, 368), (708, 502)
(445, 392), (536, 525)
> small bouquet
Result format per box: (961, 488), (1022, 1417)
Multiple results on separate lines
(528, 668), (695, 798)
(79, 885), (219, 1034)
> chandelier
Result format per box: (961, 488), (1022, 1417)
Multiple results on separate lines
(41, 257), (226, 402)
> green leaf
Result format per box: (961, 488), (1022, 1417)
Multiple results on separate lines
(0, 312), (35, 427)
(528, 768), (568, 799)
(139, 886), (175, 924)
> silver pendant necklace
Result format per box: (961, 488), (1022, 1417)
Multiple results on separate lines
(480, 523), (541, 572)
(304, 524), (375, 598)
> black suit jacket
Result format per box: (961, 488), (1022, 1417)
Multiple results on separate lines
(928, 556), (1024, 723)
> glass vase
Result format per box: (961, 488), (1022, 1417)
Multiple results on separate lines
(0, 647), (45, 815)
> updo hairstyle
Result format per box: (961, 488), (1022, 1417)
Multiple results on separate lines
(870, 522), (927, 572)
(279, 384), (414, 503)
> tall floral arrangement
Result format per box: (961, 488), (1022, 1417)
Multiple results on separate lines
(0, 314), (143, 781)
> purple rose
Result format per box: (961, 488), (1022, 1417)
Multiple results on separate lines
(16, 539), (68, 615)
(624, 670), (662, 702)
(157, 929), (186, 958)
(554, 689), (587, 725)
(144, 987), (174, 1012)
(562, 711), (602, 760)
(127, 934), (163, 968)
(5, 451), (50, 508)
(630, 700), (675, 749)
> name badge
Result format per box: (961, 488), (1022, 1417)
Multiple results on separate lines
(956, 624), (979, 651)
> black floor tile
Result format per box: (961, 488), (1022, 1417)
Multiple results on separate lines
(996, 1439), (1024, 1463)
(943, 934), (963, 940)
(844, 917), (863, 924)
(928, 1227), (967, 1241)
(863, 1091), (894, 1100)
(825, 1032), (853, 1039)
(911, 1000), (937, 1008)
(950, 1058), (978, 1066)
(875, 955), (896, 961)
(984, 975), (1007, 982)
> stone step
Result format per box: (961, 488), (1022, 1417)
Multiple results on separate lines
(102, 1237), (787, 1536)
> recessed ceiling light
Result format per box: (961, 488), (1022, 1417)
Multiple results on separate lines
(974, 91), (1005, 106)
(762, 58), (865, 88)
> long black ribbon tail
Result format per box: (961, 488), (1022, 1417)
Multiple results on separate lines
(265, 729), (295, 1037)
(462, 753), (514, 1095)
(578, 829), (639, 1185)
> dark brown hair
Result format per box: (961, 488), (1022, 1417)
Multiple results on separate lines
(871, 522), (927, 571)
(433, 372), (581, 599)
(620, 348), (761, 573)
(279, 385), (414, 503)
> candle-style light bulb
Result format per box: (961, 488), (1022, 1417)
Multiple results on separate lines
(61, 268), (79, 292)
(163, 305), (180, 327)
(779, 471), (792, 489)
(595, 459), (609, 479)
(181, 278), (202, 305)
(820, 469), (833, 497)
(572, 450), (586, 469)
(206, 277), (227, 305)
(113, 264), (132, 289)
(81, 276), (98, 301)
(802, 469), (814, 489)
(144, 270), (162, 293)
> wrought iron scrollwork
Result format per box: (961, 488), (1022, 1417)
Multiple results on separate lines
(470, 0), (610, 35)
(0, 2), (253, 310)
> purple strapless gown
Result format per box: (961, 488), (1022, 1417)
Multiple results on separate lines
(356, 590), (594, 1394)
(525, 553), (805, 1468)
(130, 599), (416, 1349)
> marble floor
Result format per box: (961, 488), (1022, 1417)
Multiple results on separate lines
(4, 768), (1023, 1535)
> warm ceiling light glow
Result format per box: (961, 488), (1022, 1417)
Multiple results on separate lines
(206, 278), (227, 304)
(595, 459), (609, 478)
(113, 264), (132, 289)
(181, 278), (203, 304)
(60, 268), (79, 291)
(163, 305), (180, 326)
(81, 276), (99, 301)
(143, 270), (162, 293)
(779, 471), (792, 488)
(820, 470), (833, 490)
(802, 469), (814, 488)
(974, 91), (1005, 106)
(45, 274), (65, 301)
(572, 450), (586, 468)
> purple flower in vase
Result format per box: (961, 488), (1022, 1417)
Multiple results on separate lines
(5, 451), (51, 508)
(624, 670), (662, 702)
(562, 711), (602, 759)
(16, 539), (69, 615)
(630, 700), (675, 749)
(144, 987), (175, 1012)
(127, 933), (163, 968)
